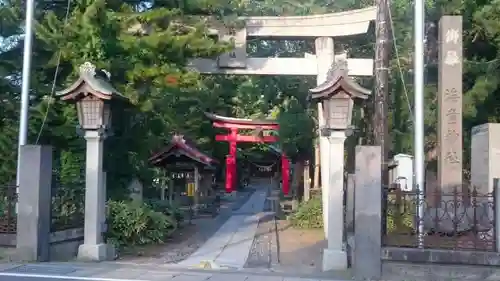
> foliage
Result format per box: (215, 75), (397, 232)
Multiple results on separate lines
(0, 0), (327, 194)
(106, 200), (177, 247)
(146, 199), (185, 225)
(289, 195), (323, 229)
(278, 97), (316, 160)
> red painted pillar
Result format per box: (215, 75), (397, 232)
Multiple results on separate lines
(281, 154), (290, 195)
(224, 128), (238, 193)
(229, 128), (238, 192)
(225, 154), (235, 193)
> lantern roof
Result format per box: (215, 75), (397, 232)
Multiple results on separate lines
(149, 134), (219, 168)
(309, 57), (371, 100)
(56, 62), (128, 102)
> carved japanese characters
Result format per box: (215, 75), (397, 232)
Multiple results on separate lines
(438, 16), (463, 190)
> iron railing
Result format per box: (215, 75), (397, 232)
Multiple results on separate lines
(0, 185), (17, 234)
(51, 181), (85, 232)
(383, 185), (495, 251)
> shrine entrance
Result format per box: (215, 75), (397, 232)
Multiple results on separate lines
(204, 112), (290, 194)
(186, 7), (376, 271)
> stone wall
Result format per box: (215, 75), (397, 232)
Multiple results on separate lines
(0, 227), (84, 261)
(49, 228), (84, 260)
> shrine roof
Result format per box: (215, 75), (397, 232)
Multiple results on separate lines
(149, 135), (218, 167)
(309, 55), (370, 100)
(204, 112), (278, 126)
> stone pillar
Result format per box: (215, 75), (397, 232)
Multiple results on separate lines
(345, 173), (355, 232)
(437, 16), (463, 193)
(102, 171), (107, 234)
(471, 123), (500, 195)
(494, 178), (500, 253)
(322, 131), (347, 271)
(354, 146), (382, 280)
(160, 179), (166, 201)
(128, 178), (143, 203)
(303, 160), (311, 202)
(16, 145), (52, 262)
(78, 130), (113, 261)
(315, 37), (334, 237)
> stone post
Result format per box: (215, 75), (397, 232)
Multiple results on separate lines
(303, 160), (311, 202)
(346, 173), (355, 232)
(354, 146), (382, 280)
(315, 37), (334, 237)
(437, 16), (463, 194)
(160, 179), (166, 201)
(16, 145), (52, 262)
(494, 178), (500, 253)
(78, 130), (112, 261)
(102, 171), (107, 235)
(322, 131), (347, 271)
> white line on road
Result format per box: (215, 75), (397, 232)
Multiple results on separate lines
(0, 272), (150, 281)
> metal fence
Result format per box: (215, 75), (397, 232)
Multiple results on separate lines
(0, 184), (17, 235)
(51, 181), (85, 232)
(383, 185), (495, 251)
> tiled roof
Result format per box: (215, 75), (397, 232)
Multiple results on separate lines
(149, 135), (218, 167)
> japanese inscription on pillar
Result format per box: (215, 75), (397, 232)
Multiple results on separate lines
(217, 27), (247, 68)
(438, 16), (463, 192)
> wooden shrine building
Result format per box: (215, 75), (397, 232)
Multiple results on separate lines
(149, 135), (218, 210)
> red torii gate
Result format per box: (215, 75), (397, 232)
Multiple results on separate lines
(205, 112), (290, 194)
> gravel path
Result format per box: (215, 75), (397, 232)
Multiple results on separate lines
(245, 194), (327, 275)
(244, 200), (274, 268)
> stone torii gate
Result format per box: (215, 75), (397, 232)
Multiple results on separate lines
(186, 7), (376, 271)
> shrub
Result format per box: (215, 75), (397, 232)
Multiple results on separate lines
(106, 200), (177, 247)
(146, 199), (185, 225)
(289, 195), (323, 229)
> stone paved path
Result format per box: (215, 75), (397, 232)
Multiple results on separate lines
(176, 186), (268, 269)
(115, 189), (256, 265)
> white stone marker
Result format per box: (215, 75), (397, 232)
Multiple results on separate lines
(471, 123), (500, 195)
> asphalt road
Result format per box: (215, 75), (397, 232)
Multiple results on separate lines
(0, 277), (86, 281)
(0, 274), (147, 281)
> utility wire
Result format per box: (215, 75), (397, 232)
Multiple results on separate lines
(387, 2), (413, 120)
(35, 0), (72, 144)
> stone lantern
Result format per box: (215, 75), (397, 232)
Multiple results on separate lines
(309, 58), (370, 271)
(56, 62), (128, 261)
(57, 62), (127, 132)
